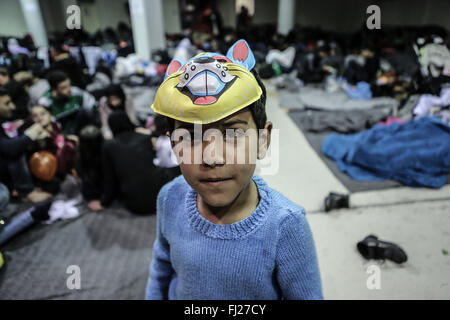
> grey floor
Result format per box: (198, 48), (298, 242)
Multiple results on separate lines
(262, 83), (450, 299)
(1, 84), (449, 299)
(0, 202), (156, 300)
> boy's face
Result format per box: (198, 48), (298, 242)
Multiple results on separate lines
(172, 108), (271, 208)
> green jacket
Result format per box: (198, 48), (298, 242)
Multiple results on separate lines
(38, 87), (96, 135)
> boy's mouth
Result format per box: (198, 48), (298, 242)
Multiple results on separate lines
(199, 177), (233, 186)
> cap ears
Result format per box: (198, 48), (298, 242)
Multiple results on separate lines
(164, 59), (185, 79)
(164, 40), (255, 78)
(226, 39), (256, 71)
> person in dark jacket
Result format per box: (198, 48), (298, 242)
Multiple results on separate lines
(74, 125), (103, 212)
(101, 111), (180, 215)
(0, 89), (51, 203)
(47, 43), (87, 89)
(0, 67), (30, 119)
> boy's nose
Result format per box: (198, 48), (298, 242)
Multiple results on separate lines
(202, 140), (225, 168)
(202, 153), (225, 168)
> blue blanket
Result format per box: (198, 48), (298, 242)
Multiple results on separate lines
(322, 117), (450, 188)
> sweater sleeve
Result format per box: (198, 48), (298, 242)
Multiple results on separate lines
(0, 135), (31, 159)
(145, 185), (175, 300)
(275, 210), (323, 300)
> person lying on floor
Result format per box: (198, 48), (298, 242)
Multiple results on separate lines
(100, 111), (180, 215)
(0, 184), (53, 247)
(0, 89), (51, 203)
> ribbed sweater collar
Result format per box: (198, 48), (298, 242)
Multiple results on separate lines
(185, 175), (272, 240)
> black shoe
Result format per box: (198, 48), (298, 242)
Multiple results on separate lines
(30, 199), (53, 222)
(324, 192), (349, 212)
(357, 235), (408, 264)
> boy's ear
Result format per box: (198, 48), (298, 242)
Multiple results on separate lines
(257, 122), (272, 160)
(226, 39), (256, 71)
(164, 59), (185, 80)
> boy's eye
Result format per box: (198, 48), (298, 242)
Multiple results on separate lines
(225, 129), (245, 139)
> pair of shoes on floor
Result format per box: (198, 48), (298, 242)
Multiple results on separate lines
(357, 235), (408, 264)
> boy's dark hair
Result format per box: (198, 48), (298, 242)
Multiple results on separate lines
(249, 69), (267, 130)
(153, 114), (170, 136)
(164, 68), (267, 133)
(47, 71), (69, 90)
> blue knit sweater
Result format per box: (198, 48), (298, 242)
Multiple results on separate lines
(145, 175), (323, 300)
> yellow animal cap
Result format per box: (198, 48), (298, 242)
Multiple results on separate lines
(151, 39), (263, 124)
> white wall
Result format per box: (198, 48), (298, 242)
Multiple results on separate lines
(253, 0), (278, 25)
(0, 0), (28, 37)
(217, 0), (236, 28)
(162, 0), (181, 34)
(221, 0), (450, 33)
(218, 0), (278, 28)
(0, 0), (73, 38)
(96, 0), (131, 30)
(39, 0), (65, 33)
(380, 0), (450, 30)
(294, 0), (450, 33)
(1, 0), (448, 40)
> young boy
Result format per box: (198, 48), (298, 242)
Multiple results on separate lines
(146, 40), (323, 300)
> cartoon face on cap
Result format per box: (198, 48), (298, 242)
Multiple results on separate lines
(176, 56), (237, 105)
(152, 39), (262, 124)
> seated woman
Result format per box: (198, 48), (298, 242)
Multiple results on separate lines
(29, 105), (77, 178)
(99, 84), (139, 140)
(19, 105), (77, 194)
(101, 111), (180, 215)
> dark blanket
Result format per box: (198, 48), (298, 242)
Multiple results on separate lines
(322, 117), (450, 188)
(289, 107), (392, 134)
(288, 111), (403, 192)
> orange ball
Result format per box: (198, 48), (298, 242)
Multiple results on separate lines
(29, 151), (58, 182)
